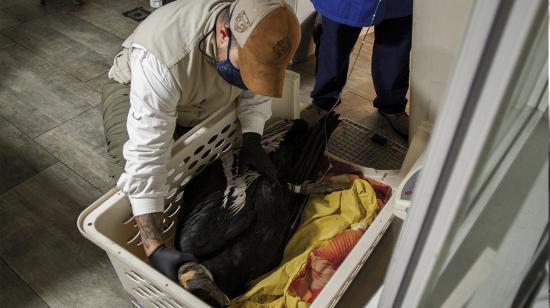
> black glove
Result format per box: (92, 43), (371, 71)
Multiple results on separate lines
(149, 244), (196, 282)
(238, 132), (278, 183)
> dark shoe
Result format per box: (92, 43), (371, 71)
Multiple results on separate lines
(300, 104), (329, 127)
(378, 110), (409, 139)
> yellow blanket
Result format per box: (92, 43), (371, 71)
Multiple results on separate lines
(230, 179), (379, 307)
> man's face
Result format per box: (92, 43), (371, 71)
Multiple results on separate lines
(215, 23), (240, 68)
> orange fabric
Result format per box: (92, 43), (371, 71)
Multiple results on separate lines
(289, 227), (365, 302)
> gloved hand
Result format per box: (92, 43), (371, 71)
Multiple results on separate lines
(149, 244), (196, 282)
(238, 132), (278, 183)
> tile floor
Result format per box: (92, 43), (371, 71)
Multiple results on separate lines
(0, 1), (405, 307)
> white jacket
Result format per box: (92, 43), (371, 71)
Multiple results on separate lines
(109, 0), (272, 216)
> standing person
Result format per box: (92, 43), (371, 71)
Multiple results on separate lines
(102, 0), (299, 301)
(302, 0), (413, 139)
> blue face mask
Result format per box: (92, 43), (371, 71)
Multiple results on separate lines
(216, 33), (248, 90)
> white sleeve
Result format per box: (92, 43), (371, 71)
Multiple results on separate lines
(237, 90), (272, 135)
(116, 47), (181, 216)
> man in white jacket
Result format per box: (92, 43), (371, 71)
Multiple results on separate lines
(102, 0), (300, 289)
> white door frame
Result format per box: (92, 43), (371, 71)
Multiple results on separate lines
(378, 0), (548, 306)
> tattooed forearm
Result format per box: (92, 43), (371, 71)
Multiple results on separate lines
(135, 213), (164, 256)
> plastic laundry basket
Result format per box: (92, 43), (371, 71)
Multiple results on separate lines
(77, 71), (394, 308)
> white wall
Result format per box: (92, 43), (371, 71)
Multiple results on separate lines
(409, 0), (475, 138)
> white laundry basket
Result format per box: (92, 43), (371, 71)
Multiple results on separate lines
(77, 71), (394, 308)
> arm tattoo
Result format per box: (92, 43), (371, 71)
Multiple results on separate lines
(135, 213), (164, 251)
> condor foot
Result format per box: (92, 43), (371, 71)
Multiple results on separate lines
(178, 262), (230, 307)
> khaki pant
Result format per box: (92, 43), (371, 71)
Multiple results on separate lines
(102, 80), (190, 184)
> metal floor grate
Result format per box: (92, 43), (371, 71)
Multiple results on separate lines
(328, 118), (407, 170)
(122, 7), (151, 21)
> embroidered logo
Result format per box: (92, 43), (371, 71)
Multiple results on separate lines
(234, 11), (251, 33)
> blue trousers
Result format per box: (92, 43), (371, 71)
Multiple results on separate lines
(311, 15), (412, 114)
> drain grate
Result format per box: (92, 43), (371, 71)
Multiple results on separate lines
(328, 118), (407, 170)
(122, 7), (151, 21)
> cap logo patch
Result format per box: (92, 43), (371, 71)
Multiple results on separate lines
(233, 11), (251, 33)
(273, 38), (290, 59)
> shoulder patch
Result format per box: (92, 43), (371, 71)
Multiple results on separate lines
(233, 11), (251, 33)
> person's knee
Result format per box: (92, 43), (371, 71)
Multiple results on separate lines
(102, 81), (129, 111)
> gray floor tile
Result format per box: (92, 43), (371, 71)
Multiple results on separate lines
(0, 258), (49, 308)
(36, 106), (113, 193)
(0, 115), (31, 149)
(0, 44), (99, 137)
(86, 70), (110, 92)
(0, 10), (20, 30)
(0, 0), (47, 30)
(28, 0), (80, 11)
(0, 138), (57, 195)
(0, 1), (48, 24)
(1, 15), (116, 82)
(0, 117), (57, 194)
(90, 0), (150, 13)
(0, 80), (84, 139)
(0, 0), (48, 9)
(1, 18), (77, 59)
(69, 2), (140, 39)
(43, 0), (147, 14)
(0, 163), (131, 308)
(49, 45), (111, 82)
(31, 67), (101, 108)
(0, 33), (15, 49)
(42, 12), (123, 61)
